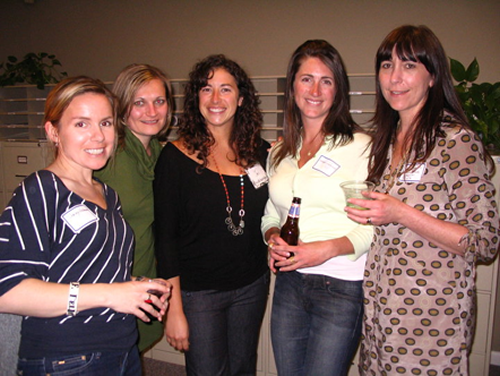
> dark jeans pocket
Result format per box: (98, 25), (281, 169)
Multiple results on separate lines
(17, 353), (100, 376)
(51, 353), (98, 374)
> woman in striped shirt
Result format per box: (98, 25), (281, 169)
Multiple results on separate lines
(0, 76), (170, 376)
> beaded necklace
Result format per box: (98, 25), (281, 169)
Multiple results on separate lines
(212, 156), (245, 236)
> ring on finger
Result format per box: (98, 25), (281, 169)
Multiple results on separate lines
(269, 242), (275, 250)
(289, 256), (296, 264)
(367, 217), (372, 225)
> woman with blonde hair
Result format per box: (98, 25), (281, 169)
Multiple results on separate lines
(95, 63), (173, 351)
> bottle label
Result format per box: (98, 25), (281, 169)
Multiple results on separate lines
(289, 204), (300, 218)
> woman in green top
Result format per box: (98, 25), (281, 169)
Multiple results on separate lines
(95, 63), (173, 351)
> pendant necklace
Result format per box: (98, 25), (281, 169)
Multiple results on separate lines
(303, 131), (324, 157)
(212, 156), (245, 236)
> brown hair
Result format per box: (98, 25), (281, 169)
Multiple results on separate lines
(270, 39), (360, 170)
(179, 54), (264, 169)
(366, 25), (481, 182)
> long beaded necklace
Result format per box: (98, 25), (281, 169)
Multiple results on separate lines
(212, 156), (245, 236)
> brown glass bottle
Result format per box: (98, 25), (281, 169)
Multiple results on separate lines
(280, 197), (301, 255)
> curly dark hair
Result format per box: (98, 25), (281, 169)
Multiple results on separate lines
(270, 39), (361, 170)
(179, 54), (264, 169)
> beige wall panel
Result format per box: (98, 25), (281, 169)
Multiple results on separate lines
(1, 0), (499, 355)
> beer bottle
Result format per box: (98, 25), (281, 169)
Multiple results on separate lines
(280, 197), (301, 254)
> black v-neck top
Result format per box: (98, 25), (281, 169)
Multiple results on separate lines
(154, 141), (270, 291)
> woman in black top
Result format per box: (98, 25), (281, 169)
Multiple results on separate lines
(154, 55), (270, 376)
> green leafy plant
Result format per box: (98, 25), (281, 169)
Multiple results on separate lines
(450, 57), (500, 151)
(0, 52), (68, 90)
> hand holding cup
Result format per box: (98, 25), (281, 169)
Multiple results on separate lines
(340, 180), (375, 210)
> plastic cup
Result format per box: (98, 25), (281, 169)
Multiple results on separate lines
(340, 180), (375, 210)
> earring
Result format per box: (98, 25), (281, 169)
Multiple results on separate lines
(55, 142), (59, 147)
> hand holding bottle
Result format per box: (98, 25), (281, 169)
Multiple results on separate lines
(267, 197), (301, 272)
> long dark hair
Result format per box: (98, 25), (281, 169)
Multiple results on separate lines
(367, 25), (477, 182)
(271, 39), (361, 170)
(179, 54), (264, 169)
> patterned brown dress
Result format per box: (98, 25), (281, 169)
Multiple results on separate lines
(360, 124), (499, 376)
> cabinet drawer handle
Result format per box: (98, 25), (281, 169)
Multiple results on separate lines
(15, 174), (28, 178)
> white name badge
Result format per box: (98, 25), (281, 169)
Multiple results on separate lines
(313, 155), (340, 177)
(61, 204), (99, 233)
(245, 163), (269, 189)
(400, 163), (426, 183)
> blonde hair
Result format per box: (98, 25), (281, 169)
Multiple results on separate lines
(113, 64), (173, 148)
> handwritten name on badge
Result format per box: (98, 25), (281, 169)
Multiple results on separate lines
(400, 163), (426, 183)
(313, 155), (340, 176)
(246, 163), (269, 189)
(61, 204), (98, 233)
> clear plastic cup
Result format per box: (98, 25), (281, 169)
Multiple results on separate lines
(340, 180), (375, 210)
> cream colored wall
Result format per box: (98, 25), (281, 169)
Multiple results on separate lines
(1, 0), (499, 352)
(1, 0), (499, 82)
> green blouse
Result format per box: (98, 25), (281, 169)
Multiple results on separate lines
(95, 128), (163, 351)
(96, 128), (161, 277)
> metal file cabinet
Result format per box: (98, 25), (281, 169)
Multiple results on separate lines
(0, 140), (52, 210)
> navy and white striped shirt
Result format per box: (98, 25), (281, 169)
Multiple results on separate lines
(0, 170), (137, 357)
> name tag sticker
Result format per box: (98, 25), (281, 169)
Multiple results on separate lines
(61, 204), (98, 233)
(245, 163), (269, 189)
(313, 155), (340, 176)
(400, 163), (426, 183)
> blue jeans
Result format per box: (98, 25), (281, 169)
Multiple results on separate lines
(182, 271), (270, 376)
(16, 347), (141, 376)
(271, 271), (363, 376)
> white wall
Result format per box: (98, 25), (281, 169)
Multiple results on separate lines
(1, 0), (499, 352)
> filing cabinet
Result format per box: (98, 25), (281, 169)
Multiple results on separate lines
(0, 140), (52, 210)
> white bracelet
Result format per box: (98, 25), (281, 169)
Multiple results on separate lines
(67, 282), (80, 316)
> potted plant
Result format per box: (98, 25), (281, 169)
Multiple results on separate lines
(450, 57), (500, 152)
(0, 52), (67, 90)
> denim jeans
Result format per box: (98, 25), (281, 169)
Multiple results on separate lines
(16, 346), (141, 376)
(182, 271), (270, 376)
(271, 271), (363, 376)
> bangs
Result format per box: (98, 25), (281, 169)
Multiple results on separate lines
(376, 27), (433, 72)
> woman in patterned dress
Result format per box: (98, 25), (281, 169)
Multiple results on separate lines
(345, 25), (499, 375)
